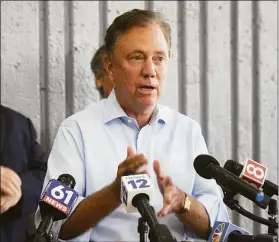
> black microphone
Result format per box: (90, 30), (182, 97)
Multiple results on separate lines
(228, 231), (278, 242)
(132, 194), (177, 242)
(33, 174), (78, 242)
(121, 172), (177, 242)
(224, 160), (278, 197)
(193, 154), (270, 209)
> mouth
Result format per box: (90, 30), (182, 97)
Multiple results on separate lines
(139, 85), (156, 91)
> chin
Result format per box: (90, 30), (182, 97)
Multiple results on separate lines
(138, 97), (157, 108)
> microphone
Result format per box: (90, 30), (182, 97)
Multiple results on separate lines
(34, 174), (78, 241)
(121, 172), (154, 213)
(224, 159), (278, 197)
(208, 221), (248, 242)
(227, 232), (278, 242)
(193, 154), (271, 209)
(121, 172), (177, 242)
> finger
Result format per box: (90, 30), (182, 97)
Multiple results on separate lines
(0, 167), (22, 196)
(124, 156), (148, 174)
(158, 197), (172, 216)
(127, 146), (136, 158)
(1, 196), (7, 207)
(153, 160), (164, 180)
(0, 197), (12, 214)
(121, 154), (147, 167)
(163, 176), (173, 189)
(1, 166), (21, 186)
(138, 169), (151, 177)
(1, 172), (21, 196)
(119, 153), (148, 173)
(158, 203), (172, 217)
(0, 184), (14, 196)
(1, 203), (9, 214)
(0, 180), (20, 197)
(163, 187), (174, 205)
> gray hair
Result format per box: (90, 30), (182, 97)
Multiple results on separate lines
(104, 9), (171, 57)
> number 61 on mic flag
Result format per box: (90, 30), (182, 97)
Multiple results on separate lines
(40, 179), (78, 219)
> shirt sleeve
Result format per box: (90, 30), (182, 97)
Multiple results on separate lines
(34, 120), (92, 241)
(190, 123), (230, 235)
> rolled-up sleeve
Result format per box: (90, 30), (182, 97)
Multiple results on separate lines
(34, 119), (91, 241)
(192, 174), (230, 227)
(191, 124), (230, 228)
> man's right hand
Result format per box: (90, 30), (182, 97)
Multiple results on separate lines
(112, 146), (149, 197)
(0, 166), (22, 214)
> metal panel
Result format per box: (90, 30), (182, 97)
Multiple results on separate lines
(1, 1), (40, 137)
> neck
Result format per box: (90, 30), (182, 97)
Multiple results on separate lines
(115, 94), (156, 129)
(123, 105), (155, 129)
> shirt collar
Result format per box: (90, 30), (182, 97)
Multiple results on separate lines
(103, 89), (170, 125)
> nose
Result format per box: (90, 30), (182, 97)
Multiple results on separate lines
(142, 58), (156, 79)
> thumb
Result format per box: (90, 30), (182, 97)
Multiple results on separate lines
(127, 145), (136, 158)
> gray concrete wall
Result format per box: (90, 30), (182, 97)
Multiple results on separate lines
(1, 0), (277, 235)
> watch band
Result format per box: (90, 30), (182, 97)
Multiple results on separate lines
(179, 193), (191, 214)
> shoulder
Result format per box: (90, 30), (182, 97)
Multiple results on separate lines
(58, 100), (104, 131)
(158, 104), (202, 133)
(1, 105), (29, 124)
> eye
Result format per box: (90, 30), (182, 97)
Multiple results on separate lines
(131, 55), (144, 61)
(154, 56), (165, 63)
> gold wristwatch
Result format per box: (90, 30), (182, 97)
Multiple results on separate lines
(179, 193), (191, 214)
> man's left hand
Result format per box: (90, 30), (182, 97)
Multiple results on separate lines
(153, 160), (185, 217)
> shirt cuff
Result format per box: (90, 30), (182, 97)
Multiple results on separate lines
(197, 194), (227, 228)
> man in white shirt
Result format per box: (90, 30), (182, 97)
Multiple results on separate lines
(35, 9), (229, 241)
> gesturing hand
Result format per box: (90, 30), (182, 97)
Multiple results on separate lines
(0, 166), (22, 214)
(0, 166), (22, 197)
(0, 193), (22, 214)
(113, 146), (149, 197)
(153, 160), (185, 217)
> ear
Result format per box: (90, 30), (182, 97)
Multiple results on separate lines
(95, 78), (103, 88)
(103, 54), (114, 82)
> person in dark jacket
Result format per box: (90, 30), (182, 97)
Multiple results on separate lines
(0, 105), (48, 242)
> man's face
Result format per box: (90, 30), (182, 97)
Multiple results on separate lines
(107, 22), (169, 111)
(95, 72), (114, 99)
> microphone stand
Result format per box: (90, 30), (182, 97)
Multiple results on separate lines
(268, 198), (278, 235)
(228, 231), (278, 242)
(138, 217), (148, 242)
(222, 188), (278, 236)
(31, 233), (52, 242)
(30, 216), (54, 242)
(132, 194), (177, 242)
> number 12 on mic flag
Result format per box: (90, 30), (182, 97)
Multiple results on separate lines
(121, 174), (153, 213)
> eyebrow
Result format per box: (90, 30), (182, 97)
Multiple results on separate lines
(129, 50), (167, 56)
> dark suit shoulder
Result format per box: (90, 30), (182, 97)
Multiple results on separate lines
(0, 105), (29, 124)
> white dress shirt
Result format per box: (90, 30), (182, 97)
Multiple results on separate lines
(35, 89), (230, 241)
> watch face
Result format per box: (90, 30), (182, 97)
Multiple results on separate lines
(184, 196), (191, 211)
(178, 194), (191, 214)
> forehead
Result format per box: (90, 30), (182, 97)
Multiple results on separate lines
(114, 23), (169, 55)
